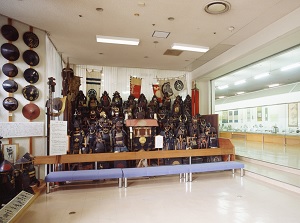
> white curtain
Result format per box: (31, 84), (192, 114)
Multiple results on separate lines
(45, 35), (63, 98)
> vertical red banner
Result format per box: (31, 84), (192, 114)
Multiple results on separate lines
(130, 76), (142, 98)
(192, 83), (199, 116)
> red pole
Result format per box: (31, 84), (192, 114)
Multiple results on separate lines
(191, 81), (199, 116)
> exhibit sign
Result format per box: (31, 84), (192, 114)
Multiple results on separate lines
(0, 191), (34, 223)
(0, 122), (44, 138)
(50, 120), (68, 155)
(155, 135), (163, 149)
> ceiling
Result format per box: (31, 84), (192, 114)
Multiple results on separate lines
(1, 0), (300, 99)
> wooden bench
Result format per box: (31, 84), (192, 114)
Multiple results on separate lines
(45, 168), (123, 193)
(122, 161), (244, 187)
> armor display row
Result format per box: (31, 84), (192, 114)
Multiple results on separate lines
(69, 91), (219, 157)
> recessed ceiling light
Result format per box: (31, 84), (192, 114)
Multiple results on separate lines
(234, 80), (246, 85)
(280, 62), (300, 71)
(254, 72), (269, 79)
(168, 17), (175, 21)
(204, 1), (231, 15)
(171, 43), (209, 53)
(269, 83), (280, 88)
(96, 35), (140, 45)
(218, 96), (226, 99)
(217, 85), (228, 90)
(96, 8), (103, 12)
(236, 92), (245, 95)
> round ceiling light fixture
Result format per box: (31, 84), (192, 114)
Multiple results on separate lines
(204, 1), (231, 15)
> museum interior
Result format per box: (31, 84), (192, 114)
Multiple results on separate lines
(1, 1), (300, 222)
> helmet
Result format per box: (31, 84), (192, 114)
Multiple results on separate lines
(1, 24), (19, 41)
(23, 50), (39, 66)
(2, 63), (18, 77)
(22, 103), (40, 120)
(23, 31), (39, 48)
(22, 85), (39, 101)
(3, 97), (18, 111)
(116, 121), (123, 127)
(2, 79), (18, 93)
(23, 68), (39, 84)
(1, 43), (20, 61)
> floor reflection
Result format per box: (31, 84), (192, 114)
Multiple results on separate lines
(232, 139), (300, 169)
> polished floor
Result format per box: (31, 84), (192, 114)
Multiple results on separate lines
(233, 139), (300, 169)
(234, 138), (300, 189)
(13, 139), (300, 223)
(14, 172), (300, 223)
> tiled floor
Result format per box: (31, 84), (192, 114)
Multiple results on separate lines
(14, 172), (300, 223)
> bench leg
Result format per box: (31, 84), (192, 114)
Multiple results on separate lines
(124, 178), (128, 188)
(189, 173), (192, 182)
(185, 173), (189, 182)
(241, 168), (244, 177)
(180, 173), (183, 179)
(179, 173), (188, 182)
(46, 182), (50, 194)
(232, 169), (235, 174)
(118, 178), (122, 188)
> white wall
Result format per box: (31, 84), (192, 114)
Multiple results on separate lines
(0, 15), (63, 158)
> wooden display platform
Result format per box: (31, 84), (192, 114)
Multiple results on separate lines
(33, 138), (235, 165)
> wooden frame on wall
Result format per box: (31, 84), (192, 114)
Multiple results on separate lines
(288, 103), (298, 127)
(2, 143), (19, 163)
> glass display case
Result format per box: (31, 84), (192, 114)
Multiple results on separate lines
(217, 103), (300, 136)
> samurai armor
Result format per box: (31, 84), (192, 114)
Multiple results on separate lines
(164, 158), (182, 165)
(114, 160), (127, 168)
(206, 156), (222, 163)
